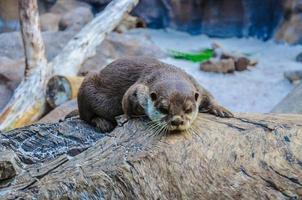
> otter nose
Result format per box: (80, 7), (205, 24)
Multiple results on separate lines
(171, 117), (184, 126)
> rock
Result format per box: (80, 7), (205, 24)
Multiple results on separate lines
(296, 52), (302, 62)
(114, 14), (146, 33)
(79, 0), (112, 4)
(132, 0), (283, 39)
(274, 13), (302, 44)
(234, 57), (250, 71)
(272, 83), (302, 114)
(0, 161), (16, 181)
(283, 0), (302, 13)
(39, 99), (78, 123)
(0, 29), (165, 76)
(0, 0), (19, 33)
(79, 31), (167, 75)
(284, 70), (302, 83)
(40, 13), (61, 32)
(200, 59), (235, 74)
(0, 57), (25, 111)
(0, 30), (77, 60)
(59, 6), (93, 31)
(50, 0), (91, 15)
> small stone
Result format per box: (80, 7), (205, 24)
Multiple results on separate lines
(235, 57), (250, 71)
(296, 52), (302, 62)
(284, 70), (302, 83)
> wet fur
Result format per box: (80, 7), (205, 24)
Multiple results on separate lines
(77, 56), (233, 132)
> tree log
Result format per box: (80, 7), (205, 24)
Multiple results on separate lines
(0, 113), (302, 199)
(0, 0), (139, 131)
(46, 76), (83, 109)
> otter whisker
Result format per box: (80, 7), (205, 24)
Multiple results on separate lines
(147, 121), (164, 137)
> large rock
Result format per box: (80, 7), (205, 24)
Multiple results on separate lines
(79, 0), (112, 4)
(0, 28), (165, 76)
(132, 0), (283, 39)
(59, 6), (93, 31)
(40, 13), (61, 32)
(272, 83), (302, 114)
(79, 30), (167, 75)
(0, 57), (25, 111)
(274, 14), (302, 44)
(0, 31), (77, 60)
(0, 0), (19, 33)
(50, 0), (91, 15)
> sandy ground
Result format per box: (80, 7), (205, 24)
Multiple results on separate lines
(132, 28), (302, 113)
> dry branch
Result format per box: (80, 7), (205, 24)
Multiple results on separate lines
(0, 0), (49, 131)
(0, 113), (302, 199)
(0, 0), (139, 131)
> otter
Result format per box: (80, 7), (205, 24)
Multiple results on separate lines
(77, 57), (233, 133)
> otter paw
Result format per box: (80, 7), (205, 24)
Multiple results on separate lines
(91, 118), (116, 132)
(209, 105), (234, 118)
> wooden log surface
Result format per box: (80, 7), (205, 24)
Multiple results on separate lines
(46, 76), (83, 109)
(0, 113), (302, 199)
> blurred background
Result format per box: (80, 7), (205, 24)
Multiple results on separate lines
(0, 0), (301, 115)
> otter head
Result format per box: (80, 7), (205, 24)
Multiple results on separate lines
(146, 80), (200, 132)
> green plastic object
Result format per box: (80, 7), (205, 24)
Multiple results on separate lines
(168, 49), (214, 63)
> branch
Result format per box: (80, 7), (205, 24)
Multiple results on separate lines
(1, 113), (302, 199)
(0, 0), (49, 131)
(19, 0), (48, 78)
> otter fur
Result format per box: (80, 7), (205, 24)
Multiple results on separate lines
(77, 57), (233, 132)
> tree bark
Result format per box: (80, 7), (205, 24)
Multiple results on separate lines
(0, 0), (139, 131)
(0, 113), (302, 199)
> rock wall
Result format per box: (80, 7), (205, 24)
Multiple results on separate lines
(274, 0), (302, 44)
(132, 0), (284, 40)
(2, 0), (302, 44)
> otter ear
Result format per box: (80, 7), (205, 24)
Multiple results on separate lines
(150, 92), (157, 101)
(194, 92), (199, 101)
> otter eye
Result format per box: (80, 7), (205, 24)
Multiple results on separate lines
(195, 92), (199, 101)
(185, 107), (193, 113)
(150, 92), (157, 101)
(159, 107), (168, 114)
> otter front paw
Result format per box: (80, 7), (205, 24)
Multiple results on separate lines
(208, 104), (234, 118)
(91, 118), (116, 132)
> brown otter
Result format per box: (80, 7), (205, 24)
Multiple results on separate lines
(77, 56), (233, 133)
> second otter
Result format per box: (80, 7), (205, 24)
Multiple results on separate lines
(77, 57), (233, 132)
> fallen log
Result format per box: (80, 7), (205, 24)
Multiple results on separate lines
(0, 113), (302, 199)
(0, 0), (139, 131)
(46, 76), (83, 109)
